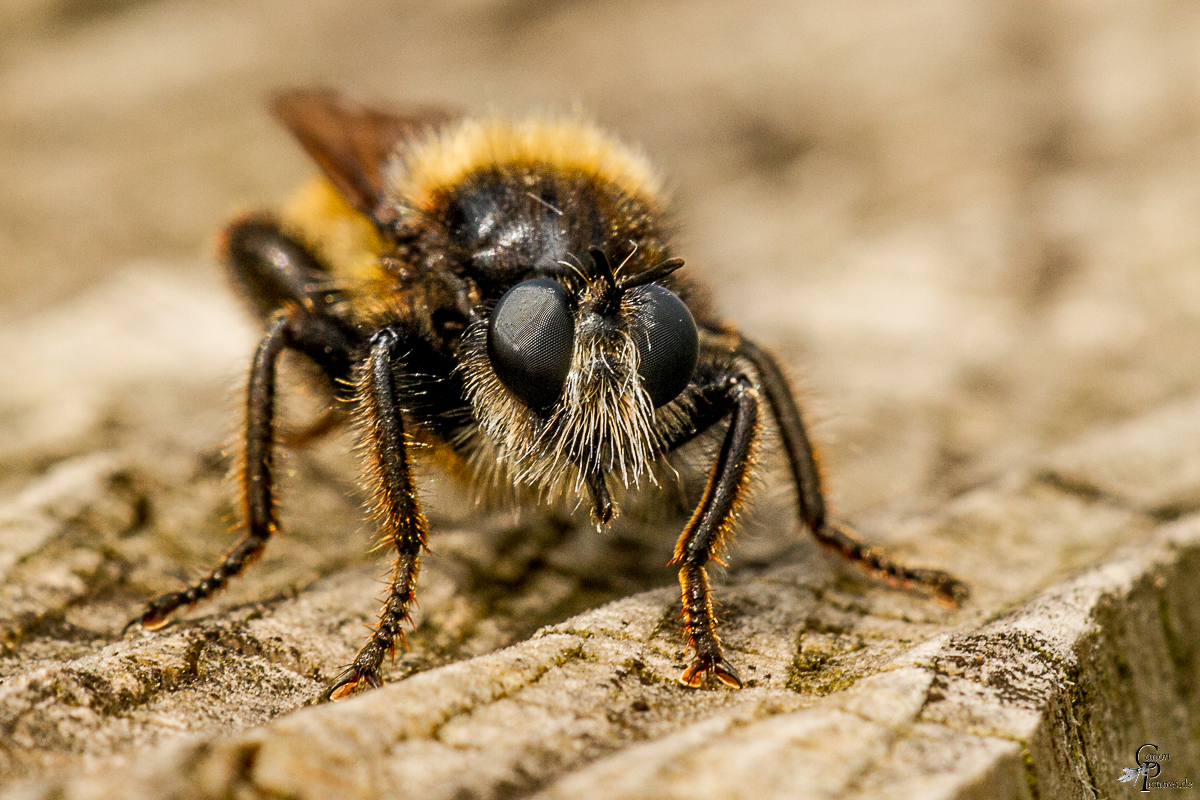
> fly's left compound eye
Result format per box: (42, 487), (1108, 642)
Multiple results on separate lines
(487, 278), (576, 410)
(628, 284), (699, 407)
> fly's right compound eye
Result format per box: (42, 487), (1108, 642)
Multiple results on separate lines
(487, 278), (576, 410)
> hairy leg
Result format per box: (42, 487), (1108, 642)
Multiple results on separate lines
(223, 215), (341, 321)
(735, 336), (968, 605)
(668, 374), (760, 688)
(324, 327), (429, 700)
(132, 306), (352, 630)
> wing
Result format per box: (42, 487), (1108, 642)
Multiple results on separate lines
(1119, 768), (1138, 782)
(272, 88), (457, 220)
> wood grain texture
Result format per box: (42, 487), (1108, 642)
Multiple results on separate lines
(3, 0), (1200, 796)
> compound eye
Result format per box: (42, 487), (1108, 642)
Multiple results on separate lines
(487, 278), (576, 410)
(629, 284), (699, 407)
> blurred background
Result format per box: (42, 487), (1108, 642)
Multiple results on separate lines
(4, 3), (1200, 788)
(3, 0), (1200, 519)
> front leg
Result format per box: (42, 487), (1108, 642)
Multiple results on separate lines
(324, 327), (429, 700)
(670, 374), (760, 689)
(131, 305), (352, 631)
(736, 336), (969, 605)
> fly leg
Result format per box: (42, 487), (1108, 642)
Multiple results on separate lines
(735, 337), (968, 605)
(323, 327), (429, 700)
(666, 373), (761, 688)
(131, 305), (352, 630)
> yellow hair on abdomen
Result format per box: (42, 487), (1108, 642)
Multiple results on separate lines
(280, 177), (389, 292)
(389, 116), (663, 210)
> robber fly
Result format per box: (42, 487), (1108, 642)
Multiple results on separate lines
(130, 89), (968, 698)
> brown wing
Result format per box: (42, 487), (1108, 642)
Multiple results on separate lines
(272, 88), (457, 219)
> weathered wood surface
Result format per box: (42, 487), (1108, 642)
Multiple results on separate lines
(3, 1), (1200, 798)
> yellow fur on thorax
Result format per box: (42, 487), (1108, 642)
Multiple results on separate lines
(279, 177), (390, 310)
(388, 116), (663, 210)
(276, 117), (663, 324)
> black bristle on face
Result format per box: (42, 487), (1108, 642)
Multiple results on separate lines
(618, 257), (685, 290)
(588, 246), (623, 316)
(588, 246), (616, 288)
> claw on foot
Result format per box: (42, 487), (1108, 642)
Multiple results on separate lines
(122, 608), (170, 636)
(139, 614), (172, 632)
(319, 668), (384, 702)
(679, 655), (743, 689)
(935, 575), (971, 608)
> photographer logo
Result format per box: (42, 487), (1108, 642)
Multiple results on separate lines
(1119, 745), (1191, 792)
